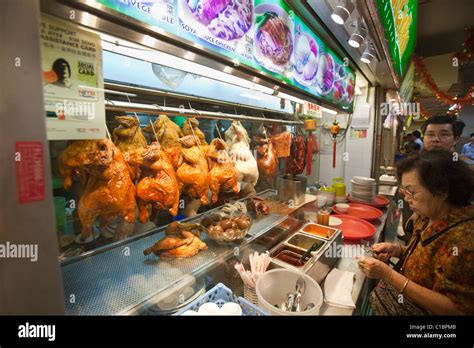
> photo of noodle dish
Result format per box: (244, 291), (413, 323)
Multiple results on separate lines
(315, 52), (335, 96)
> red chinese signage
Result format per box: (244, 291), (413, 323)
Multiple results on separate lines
(15, 142), (45, 204)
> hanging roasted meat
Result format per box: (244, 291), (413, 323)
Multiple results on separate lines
(58, 140), (96, 190)
(182, 117), (208, 145)
(206, 138), (239, 203)
(286, 134), (306, 175)
(143, 114), (183, 149)
(269, 131), (291, 158)
(112, 116), (147, 152)
(225, 121), (259, 190)
(71, 139), (136, 241)
(175, 135), (210, 205)
(254, 135), (277, 183)
(126, 143), (181, 223)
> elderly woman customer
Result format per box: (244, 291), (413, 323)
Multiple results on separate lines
(358, 150), (474, 315)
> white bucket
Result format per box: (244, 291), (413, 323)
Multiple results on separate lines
(256, 269), (323, 315)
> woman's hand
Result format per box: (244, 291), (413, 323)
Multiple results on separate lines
(371, 242), (401, 261)
(357, 256), (392, 280)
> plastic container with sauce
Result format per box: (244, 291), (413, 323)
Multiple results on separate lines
(301, 223), (337, 240)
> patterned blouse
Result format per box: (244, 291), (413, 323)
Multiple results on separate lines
(401, 205), (474, 314)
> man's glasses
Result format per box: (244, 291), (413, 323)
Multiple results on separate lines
(399, 187), (419, 200)
(424, 132), (454, 140)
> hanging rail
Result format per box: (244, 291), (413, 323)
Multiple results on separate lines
(105, 100), (304, 125)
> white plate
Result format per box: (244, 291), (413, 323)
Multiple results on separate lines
(353, 176), (375, 183)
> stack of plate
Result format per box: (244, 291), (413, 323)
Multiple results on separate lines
(350, 176), (376, 203)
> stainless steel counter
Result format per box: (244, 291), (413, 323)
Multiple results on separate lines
(319, 207), (390, 315)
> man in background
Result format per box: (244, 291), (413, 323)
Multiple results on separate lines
(412, 130), (424, 151)
(421, 115), (465, 152)
(461, 133), (474, 165)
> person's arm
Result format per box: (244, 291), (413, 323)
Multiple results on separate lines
(385, 269), (465, 315)
(360, 258), (465, 315)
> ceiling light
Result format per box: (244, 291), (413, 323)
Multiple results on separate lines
(348, 19), (367, 48)
(361, 40), (376, 64)
(331, 0), (355, 25)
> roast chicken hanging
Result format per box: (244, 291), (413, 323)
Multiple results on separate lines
(225, 121), (259, 190)
(182, 117), (208, 145)
(206, 138), (239, 203)
(143, 114), (183, 149)
(59, 139), (136, 241)
(175, 135), (210, 205)
(125, 143), (181, 223)
(112, 116), (147, 152)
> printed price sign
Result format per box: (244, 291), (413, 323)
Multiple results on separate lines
(303, 101), (322, 118)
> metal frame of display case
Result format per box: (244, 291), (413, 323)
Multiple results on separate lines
(61, 190), (310, 315)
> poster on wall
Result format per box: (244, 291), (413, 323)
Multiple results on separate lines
(178, 0), (254, 65)
(40, 14), (106, 140)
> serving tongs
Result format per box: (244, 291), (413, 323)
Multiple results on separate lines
(299, 241), (321, 262)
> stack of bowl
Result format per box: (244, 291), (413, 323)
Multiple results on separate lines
(350, 176), (376, 203)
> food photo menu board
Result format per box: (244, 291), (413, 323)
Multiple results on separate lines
(93, 0), (356, 111)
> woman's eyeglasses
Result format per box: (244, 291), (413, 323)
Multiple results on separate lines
(399, 187), (419, 200)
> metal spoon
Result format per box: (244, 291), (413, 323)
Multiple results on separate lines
(292, 278), (306, 311)
(295, 277), (306, 296)
(283, 293), (295, 312)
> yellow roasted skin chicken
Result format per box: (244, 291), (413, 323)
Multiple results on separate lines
(126, 143), (181, 223)
(60, 139), (136, 241)
(143, 114), (183, 149)
(175, 135), (210, 205)
(207, 138), (239, 203)
(182, 117), (208, 145)
(112, 116), (147, 152)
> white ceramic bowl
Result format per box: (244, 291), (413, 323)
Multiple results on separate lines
(221, 302), (243, 316)
(329, 216), (342, 227)
(335, 203), (350, 213)
(198, 302), (221, 315)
